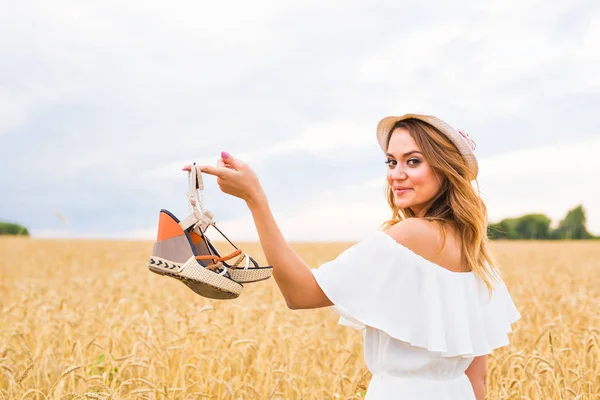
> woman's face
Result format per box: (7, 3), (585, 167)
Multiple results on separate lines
(385, 128), (443, 217)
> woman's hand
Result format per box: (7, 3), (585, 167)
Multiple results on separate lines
(183, 151), (264, 204)
(185, 153), (330, 310)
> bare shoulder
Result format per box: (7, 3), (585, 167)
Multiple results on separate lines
(384, 218), (447, 263)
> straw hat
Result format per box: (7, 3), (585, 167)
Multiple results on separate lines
(376, 113), (479, 180)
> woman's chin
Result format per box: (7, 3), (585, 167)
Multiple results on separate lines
(394, 199), (413, 209)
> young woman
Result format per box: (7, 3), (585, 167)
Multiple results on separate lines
(191, 113), (521, 399)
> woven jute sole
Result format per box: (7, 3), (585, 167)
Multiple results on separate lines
(228, 267), (273, 283)
(148, 256), (242, 300)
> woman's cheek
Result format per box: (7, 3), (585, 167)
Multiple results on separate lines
(386, 171), (394, 185)
(407, 170), (424, 185)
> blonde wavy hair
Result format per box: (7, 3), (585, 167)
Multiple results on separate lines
(378, 118), (500, 295)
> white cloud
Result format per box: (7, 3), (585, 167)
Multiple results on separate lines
(0, 87), (27, 135)
(3, 0), (600, 240)
(200, 137), (600, 241)
(570, 13), (600, 89)
(211, 177), (390, 242)
(477, 136), (600, 232)
(34, 136), (600, 240)
(146, 118), (378, 181)
(268, 120), (376, 154)
(356, 23), (465, 84)
(217, 137), (600, 241)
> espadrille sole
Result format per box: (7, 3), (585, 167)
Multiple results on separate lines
(228, 267), (273, 283)
(148, 256), (242, 300)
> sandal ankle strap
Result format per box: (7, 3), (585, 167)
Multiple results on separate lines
(180, 163), (212, 231)
(179, 209), (214, 232)
(186, 163), (205, 213)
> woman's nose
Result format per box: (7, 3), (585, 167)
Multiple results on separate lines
(391, 165), (408, 180)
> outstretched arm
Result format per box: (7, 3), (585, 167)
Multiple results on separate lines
(194, 153), (332, 309)
(245, 190), (332, 309)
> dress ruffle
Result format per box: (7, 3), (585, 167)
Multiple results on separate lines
(311, 231), (521, 358)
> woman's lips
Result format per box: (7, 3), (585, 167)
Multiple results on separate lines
(395, 189), (412, 195)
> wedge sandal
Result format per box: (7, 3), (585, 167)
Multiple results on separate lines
(181, 164), (273, 284)
(148, 208), (243, 300)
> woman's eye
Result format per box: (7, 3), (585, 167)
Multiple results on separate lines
(407, 158), (420, 166)
(384, 159), (397, 168)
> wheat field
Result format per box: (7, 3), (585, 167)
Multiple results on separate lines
(0, 237), (598, 399)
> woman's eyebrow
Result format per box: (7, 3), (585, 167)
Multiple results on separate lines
(385, 150), (422, 158)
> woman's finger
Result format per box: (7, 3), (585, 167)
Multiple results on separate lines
(183, 160), (230, 172)
(221, 153), (244, 170)
(198, 164), (233, 178)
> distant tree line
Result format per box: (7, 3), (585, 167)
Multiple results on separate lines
(488, 205), (597, 240)
(0, 221), (29, 236)
(1, 206), (597, 240)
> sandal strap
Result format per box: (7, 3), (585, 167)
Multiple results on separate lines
(181, 163), (214, 232)
(195, 254), (220, 263)
(218, 249), (243, 261)
(192, 222), (255, 270)
(179, 210), (214, 232)
(196, 249), (242, 264)
(187, 208), (240, 253)
(229, 253), (253, 269)
(209, 222), (239, 250)
(186, 163), (206, 216)
(184, 163), (235, 248)
(201, 261), (230, 276)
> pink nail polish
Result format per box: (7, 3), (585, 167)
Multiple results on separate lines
(221, 151), (229, 159)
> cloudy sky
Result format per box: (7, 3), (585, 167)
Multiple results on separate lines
(1, 0), (599, 241)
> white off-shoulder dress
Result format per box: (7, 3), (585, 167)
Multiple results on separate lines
(311, 231), (521, 400)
